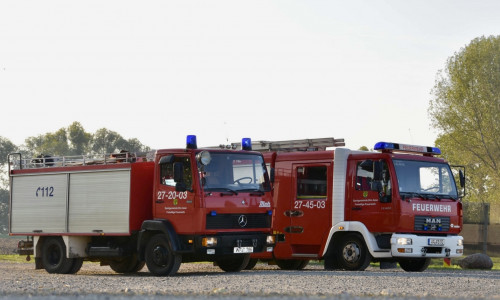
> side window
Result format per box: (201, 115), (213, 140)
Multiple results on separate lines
(356, 160), (374, 191)
(160, 156), (193, 189)
(356, 159), (392, 202)
(297, 166), (327, 199)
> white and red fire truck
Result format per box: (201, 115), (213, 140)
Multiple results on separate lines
(242, 138), (464, 272)
(8, 136), (275, 276)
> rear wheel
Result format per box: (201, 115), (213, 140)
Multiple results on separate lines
(216, 254), (250, 272)
(399, 258), (431, 272)
(110, 255), (145, 273)
(68, 258), (84, 274)
(41, 237), (74, 274)
(335, 234), (371, 271)
(275, 259), (310, 270)
(145, 234), (181, 276)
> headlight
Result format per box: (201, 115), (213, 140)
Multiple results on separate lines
(196, 151), (212, 166)
(457, 239), (463, 246)
(266, 235), (275, 245)
(397, 238), (412, 245)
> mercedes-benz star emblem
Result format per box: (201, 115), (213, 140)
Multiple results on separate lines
(238, 215), (248, 228)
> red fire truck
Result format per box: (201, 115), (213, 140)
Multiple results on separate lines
(243, 138), (464, 272)
(8, 136), (275, 276)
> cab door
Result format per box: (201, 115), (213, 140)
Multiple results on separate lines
(347, 158), (396, 232)
(155, 154), (196, 232)
(286, 163), (332, 256)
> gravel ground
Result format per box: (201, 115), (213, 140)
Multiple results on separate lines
(0, 260), (498, 300)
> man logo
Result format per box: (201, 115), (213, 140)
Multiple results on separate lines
(238, 215), (248, 228)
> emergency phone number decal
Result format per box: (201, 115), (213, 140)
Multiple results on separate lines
(294, 200), (326, 209)
(36, 186), (54, 197)
(157, 191), (188, 200)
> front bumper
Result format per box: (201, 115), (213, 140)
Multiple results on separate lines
(390, 234), (463, 258)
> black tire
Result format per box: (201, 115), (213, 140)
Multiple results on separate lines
(244, 258), (259, 270)
(68, 258), (84, 274)
(275, 259), (309, 270)
(41, 237), (74, 274)
(109, 255), (145, 273)
(216, 254), (250, 272)
(145, 234), (181, 276)
(335, 234), (371, 271)
(297, 259), (310, 270)
(324, 253), (341, 270)
(399, 258), (431, 272)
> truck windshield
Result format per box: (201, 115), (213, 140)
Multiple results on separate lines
(201, 152), (271, 193)
(393, 159), (458, 200)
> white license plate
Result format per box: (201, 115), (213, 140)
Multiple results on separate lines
(428, 238), (445, 246)
(233, 246), (253, 254)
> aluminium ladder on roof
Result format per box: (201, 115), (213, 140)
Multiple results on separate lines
(230, 137), (345, 152)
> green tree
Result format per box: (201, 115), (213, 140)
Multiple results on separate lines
(0, 137), (16, 234)
(24, 128), (70, 157)
(92, 128), (126, 154)
(429, 35), (500, 203)
(92, 128), (150, 155)
(68, 121), (92, 155)
(0, 136), (16, 188)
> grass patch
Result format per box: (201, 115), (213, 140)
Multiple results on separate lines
(0, 254), (31, 263)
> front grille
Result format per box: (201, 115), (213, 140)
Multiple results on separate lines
(206, 213), (271, 230)
(414, 216), (450, 232)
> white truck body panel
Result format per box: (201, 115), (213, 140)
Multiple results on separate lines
(11, 174), (68, 233)
(10, 169), (131, 234)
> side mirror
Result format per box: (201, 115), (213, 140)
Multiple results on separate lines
(173, 162), (186, 191)
(373, 161), (383, 181)
(452, 165), (466, 198)
(459, 169), (465, 188)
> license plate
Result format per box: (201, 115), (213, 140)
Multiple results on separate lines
(428, 238), (445, 246)
(233, 246), (253, 254)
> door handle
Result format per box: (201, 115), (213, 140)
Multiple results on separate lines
(352, 207), (361, 210)
(284, 210), (304, 217)
(155, 200), (165, 204)
(284, 226), (304, 234)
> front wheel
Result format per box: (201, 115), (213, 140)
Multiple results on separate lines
(244, 258), (259, 270)
(335, 234), (371, 271)
(275, 259), (310, 270)
(399, 258), (431, 272)
(216, 254), (250, 272)
(145, 234), (181, 276)
(41, 237), (74, 274)
(110, 255), (145, 273)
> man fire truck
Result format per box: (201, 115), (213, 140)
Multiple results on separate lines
(8, 136), (275, 276)
(240, 138), (464, 272)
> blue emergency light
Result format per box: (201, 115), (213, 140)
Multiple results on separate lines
(374, 142), (441, 155)
(242, 138), (252, 151)
(187, 135), (197, 149)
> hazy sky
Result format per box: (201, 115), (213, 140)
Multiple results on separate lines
(1, 0), (499, 151)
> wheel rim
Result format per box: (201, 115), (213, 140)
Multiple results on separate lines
(342, 242), (360, 263)
(152, 245), (169, 266)
(47, 244), (61, 266)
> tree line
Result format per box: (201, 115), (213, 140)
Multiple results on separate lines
(0, 122), (150, 233)
(429, 35), (500, 204)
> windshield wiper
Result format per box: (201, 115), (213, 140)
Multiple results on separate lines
(236, 188), (265, 196)
(400, 192), (429, 200)
(203, 187), (238, 196)
(219, 188), (238, 196)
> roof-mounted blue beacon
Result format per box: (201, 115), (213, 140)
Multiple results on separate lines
(242, 138), (252, 151)
(186, 135), (197, 149)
